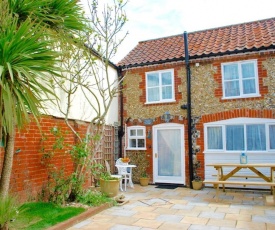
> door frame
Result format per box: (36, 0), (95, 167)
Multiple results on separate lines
(152, 123), (185, 184)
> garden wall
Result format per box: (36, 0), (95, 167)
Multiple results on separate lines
(0, 115), (117, 201)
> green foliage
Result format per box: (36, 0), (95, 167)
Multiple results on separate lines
(0, 0), (87, 137)
(90, 0), (128, 59)
(41, 161), (85, 205)
(91, 162), (104, 187)
(193, 160), (202, 181)
(70, 140), (89, 163)
(51, 127), (67, 150)
(0, 195), (20, 229)
(0, 0), (88, 199)
(77, 190), (114, 207)
(8, 0), (87, 34)
(140, 171), (149, 178)
(0, 11), (57, 136)
(41, 127), (69, 162)
(91, 163), (104, 178)
(10, 202), (85, 230)
(47, 166), (72, 205)
(100, 172), (119, 181)
(40, 127), (85, 204)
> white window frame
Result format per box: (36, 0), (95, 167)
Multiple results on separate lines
(145, 69), (175, 104)
(221, 60), (260, 99)
(204, 118), (275, 153)
(127, 126), (146, 150)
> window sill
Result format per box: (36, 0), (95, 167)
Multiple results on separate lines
(126, 148), (147, 151)
(145, 100), (176, 105)
(204, 151), (275, 154)
(222, 94), (261, 100)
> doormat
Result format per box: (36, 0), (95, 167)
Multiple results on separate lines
(155, 184), (185, 189)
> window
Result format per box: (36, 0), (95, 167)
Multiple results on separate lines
(222, 60), (259, 99)
(127, 126), (146, 150)
(146, 69), (174, 103)
(205, 118), (275, 152)
(207, 126), (222, 149)
(269, 125), (275, 150)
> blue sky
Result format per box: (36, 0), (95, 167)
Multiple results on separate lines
(81, 0), (275, 63)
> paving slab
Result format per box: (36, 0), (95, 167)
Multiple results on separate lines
(65, 185), (275, 230)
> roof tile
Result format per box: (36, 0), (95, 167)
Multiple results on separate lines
(118, 17), (275, 67)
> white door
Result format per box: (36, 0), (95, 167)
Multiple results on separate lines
(153, 123), (185, 184)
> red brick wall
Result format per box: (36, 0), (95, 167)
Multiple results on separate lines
(0, 115), (91, 201)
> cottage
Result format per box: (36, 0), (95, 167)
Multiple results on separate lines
(118, 17), (275, 188)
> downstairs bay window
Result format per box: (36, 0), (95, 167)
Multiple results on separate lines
(205, 118), (275, 152)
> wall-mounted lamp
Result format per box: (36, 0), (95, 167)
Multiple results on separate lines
(180, 104), (188, 110)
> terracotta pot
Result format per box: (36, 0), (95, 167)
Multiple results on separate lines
(100, 178), (120, 197)
(192, 180), (203, 190)
(139, 177), (149, 186)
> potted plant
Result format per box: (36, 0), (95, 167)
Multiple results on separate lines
(192, 175), (203, 190)
(139, 171), (149, 186)
(100, 172), (120, 197)
(192, 157), (203, 190)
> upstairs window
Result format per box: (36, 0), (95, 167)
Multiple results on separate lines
(146, 69), (174, 103)
(222, 60), (260, 99)
(127, 126), (146, 150)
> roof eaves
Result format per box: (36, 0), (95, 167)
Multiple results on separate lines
(120, 57), (185, 69)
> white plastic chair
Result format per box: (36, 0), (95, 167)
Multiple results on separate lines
(115, 158), (133, 191)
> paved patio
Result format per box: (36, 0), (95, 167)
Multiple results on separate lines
(67, 184), (275, 230)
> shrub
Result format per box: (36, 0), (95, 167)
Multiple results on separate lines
(76, 190), (115, 206)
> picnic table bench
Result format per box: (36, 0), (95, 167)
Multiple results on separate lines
(203, 163), (275, 203)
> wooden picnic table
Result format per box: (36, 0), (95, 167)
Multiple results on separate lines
(203, 163), (275, 203)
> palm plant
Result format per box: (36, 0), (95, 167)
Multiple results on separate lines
(0, 195), (19, 230)
(0, 0), (87, 199)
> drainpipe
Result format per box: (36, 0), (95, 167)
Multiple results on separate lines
(118, 66), (124, 159)
(183, 31), (194, 188)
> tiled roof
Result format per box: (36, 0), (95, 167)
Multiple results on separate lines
(118, 17), (275, 68)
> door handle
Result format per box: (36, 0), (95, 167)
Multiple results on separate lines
(155, 153), (157, 158)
